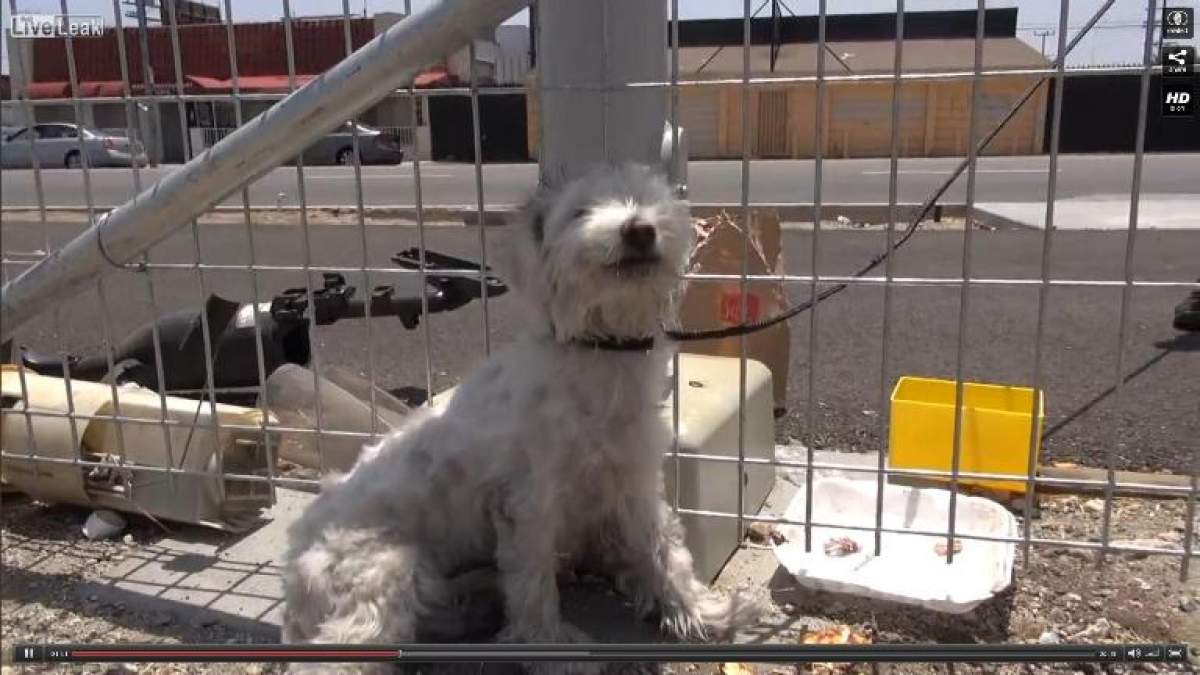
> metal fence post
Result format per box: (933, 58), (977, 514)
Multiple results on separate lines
(537, 0), (668, 181)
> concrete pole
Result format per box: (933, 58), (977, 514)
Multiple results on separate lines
(537, 0), (668, 182)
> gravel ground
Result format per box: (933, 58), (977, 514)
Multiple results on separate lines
(4, 488), (1197, 674)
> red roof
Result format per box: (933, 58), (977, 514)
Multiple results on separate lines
(28, 20), (455, 97)
(412, 67), (458, 88)
(26, 80), (141, 98)
(31, 19), (373, 87)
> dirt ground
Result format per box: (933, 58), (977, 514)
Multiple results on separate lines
(3, 483), (1197, 674)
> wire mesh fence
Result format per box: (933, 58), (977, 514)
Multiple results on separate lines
(1, 0), (1197, 609)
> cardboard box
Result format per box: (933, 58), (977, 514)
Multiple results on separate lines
(677, 210), (791, 413)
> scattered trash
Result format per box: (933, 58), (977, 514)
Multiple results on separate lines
(773, 477), (1018, 614)
(719, 663), (754, 675)
(1084, 498), (1106, 514)
(802, 625), (871, 645)
(1038, 630), (1063, 645)
(1069, 617), (1112, 641)
(1, 365), (274, 531)
(1110, 538), (1178, 558)
(81, 509), (126, 540)
(260, 363), (411, 473)
(835, 215), (853, 226)
(746, 521), (786, 545)
(823, 536), (860, 557)
(801, 624), (873, 673)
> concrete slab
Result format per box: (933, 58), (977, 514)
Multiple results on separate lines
(78, 447), (884, 645)
(83, 486), (667, 643)
(977, 195), (1200, 230)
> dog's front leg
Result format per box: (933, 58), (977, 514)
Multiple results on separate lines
(609, 484), (709, 641)
(491, 493), (591, 645)
(491, 494), (601, 675)
(610, 484), (764, 642)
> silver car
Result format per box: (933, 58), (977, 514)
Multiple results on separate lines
(1, 123), (149, 169)
(296, 122), (406, 166)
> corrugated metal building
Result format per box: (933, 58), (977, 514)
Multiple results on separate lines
(529, 8), (1050, 160)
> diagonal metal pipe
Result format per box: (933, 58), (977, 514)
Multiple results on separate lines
(1, 0), (527, 342)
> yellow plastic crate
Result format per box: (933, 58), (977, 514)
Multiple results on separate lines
(888, 376), (1045, 493)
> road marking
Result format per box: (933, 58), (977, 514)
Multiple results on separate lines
(861, 168), (1060, 175)
(306, 173), (453, 180)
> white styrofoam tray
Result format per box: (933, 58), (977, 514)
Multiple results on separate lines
(772, 477), (1019, 614)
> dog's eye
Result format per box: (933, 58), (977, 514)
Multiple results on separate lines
(572, 208), (589, 220)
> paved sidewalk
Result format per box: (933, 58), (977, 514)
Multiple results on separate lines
(977, 195), (1200, 230)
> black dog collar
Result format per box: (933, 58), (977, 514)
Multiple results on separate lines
(572, 335), (656, 352)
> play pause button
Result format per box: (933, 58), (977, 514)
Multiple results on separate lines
(14, 644), (43, 662)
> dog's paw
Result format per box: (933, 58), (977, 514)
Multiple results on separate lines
(656, 587), (769, 643)
(656, 597), (709, 642)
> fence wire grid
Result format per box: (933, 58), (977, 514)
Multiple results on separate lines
(1, 0), (1198, 595)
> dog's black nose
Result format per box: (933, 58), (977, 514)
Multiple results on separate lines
(621, 220), (657, 253)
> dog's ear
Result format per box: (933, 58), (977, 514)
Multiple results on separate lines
(495, 190), (547, 295)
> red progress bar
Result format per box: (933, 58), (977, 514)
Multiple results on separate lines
(70, 650), (396, 658)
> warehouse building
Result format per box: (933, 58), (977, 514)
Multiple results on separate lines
(529, 7), (1050, 160)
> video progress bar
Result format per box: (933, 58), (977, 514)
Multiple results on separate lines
(11, 643), (1188, 664)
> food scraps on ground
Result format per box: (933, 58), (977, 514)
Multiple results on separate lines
(934, 539), (964, 557)
(823, 536), (860, 557)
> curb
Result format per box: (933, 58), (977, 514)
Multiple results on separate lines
(1, 202), (1021, 229)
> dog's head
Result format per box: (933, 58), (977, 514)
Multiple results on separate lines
(497, 163), (693, 343)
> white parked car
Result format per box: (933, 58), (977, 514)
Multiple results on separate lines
(0, 123), (149, 169)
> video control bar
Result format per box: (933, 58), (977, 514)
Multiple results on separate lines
(10, 643), (1190, 664)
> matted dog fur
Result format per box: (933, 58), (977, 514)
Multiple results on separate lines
(281, 163), (766, 674)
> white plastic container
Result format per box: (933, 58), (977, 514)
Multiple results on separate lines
(772, 477), (1018, 614)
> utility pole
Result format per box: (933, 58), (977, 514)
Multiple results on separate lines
(537, 0), (668, 182)
(1033, 28), (1054, 59)
(132, 0), (162, 166)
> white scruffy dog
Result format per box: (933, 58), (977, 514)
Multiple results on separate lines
(281, 163), (764, 673)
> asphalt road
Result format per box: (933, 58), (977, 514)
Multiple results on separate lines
(3, 154), (1199, 208)
(3, 219), (1196, 473)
